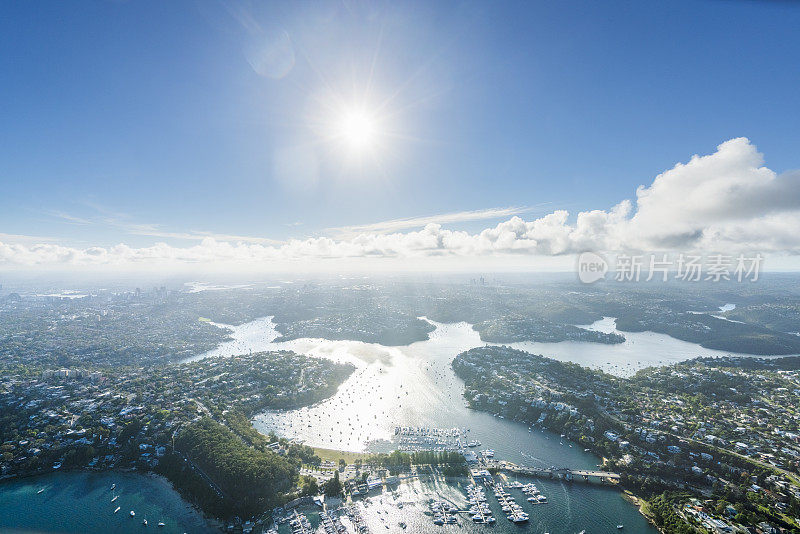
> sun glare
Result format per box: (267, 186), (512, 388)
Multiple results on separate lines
(337, 108), (378, 152)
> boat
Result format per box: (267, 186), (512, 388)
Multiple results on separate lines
(508, 512), (529, 523)
(110, 483), (116, 491)
(111, 495), (118, 502)
(157, 522), (165, 527)
(143, 519), (148, 526)
(617, 526), (624, 529)
(37, 488), (45, 494)
(114, 507), (121, 514)
(130, 510), (135, 517)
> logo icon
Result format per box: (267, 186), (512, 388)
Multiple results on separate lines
(577, 252), (608, 284)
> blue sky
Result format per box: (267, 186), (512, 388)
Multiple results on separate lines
(1, 1), (799, 270)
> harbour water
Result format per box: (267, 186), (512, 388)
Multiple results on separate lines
(0, 470), (214, 533)
(278, 477), (650, 534)
(507, 315), (755, 377)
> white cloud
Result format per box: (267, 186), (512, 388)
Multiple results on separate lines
(4, 138), (800, 269)
(622, 137), (800, 250)
(326, 206), (534, 238)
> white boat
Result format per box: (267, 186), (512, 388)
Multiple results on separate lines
(111, 495), (118, 502)
(130, 510), (135, 517)
(617, 525), (624, 529)
(157, 522), (165, 527)
(37, 488), (45, 494)
(114, 507), (121, 514)
(508, 513), (529, 523)
(110, 483), (116, 491)
(143, 519), (148, 526)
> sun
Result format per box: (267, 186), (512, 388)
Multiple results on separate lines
(311, 91), (394, 164)
(336, 107), (379, 153)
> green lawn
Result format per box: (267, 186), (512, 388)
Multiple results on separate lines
(313, 447), (370, 465)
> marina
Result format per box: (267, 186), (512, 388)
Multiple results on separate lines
(273, 470), (643, 534)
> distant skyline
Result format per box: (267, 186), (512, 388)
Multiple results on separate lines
(2, 1), (800, 271)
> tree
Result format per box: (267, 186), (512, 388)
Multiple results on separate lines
(323, 471), (342, 497)
(300, 476), (319, 496)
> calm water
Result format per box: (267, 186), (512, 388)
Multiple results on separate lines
(0, 471), (214, 533)
(508, 315), (763, 377)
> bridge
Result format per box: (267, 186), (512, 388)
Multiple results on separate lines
(486, 460), (620, 484)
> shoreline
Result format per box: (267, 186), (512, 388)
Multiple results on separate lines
(143, 470), (225, 532)
(622, 490), (665, 534)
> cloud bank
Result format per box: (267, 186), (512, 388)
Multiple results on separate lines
(3, 138), (800, 269)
